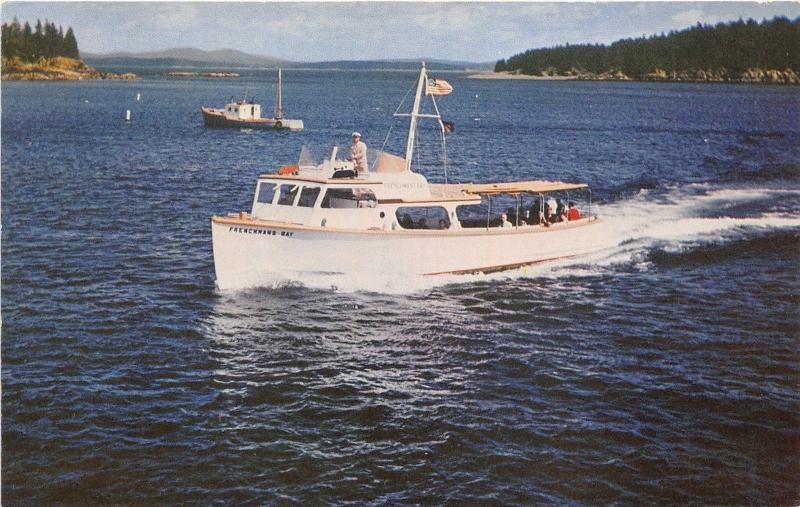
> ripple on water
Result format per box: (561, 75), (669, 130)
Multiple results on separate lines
(3, 77), (800, 504)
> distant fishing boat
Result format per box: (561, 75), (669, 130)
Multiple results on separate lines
(211, 63), (608, 290)
(201, 69), (303, 131)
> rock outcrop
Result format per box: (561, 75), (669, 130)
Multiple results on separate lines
(1, 57), (136, 81)
(640, 67), (799, 84)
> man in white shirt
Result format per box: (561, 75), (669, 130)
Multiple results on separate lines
(546, 197), (558, 222)
(349, 132), (368, 173)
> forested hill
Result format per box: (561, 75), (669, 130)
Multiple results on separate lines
(495, 16), (800, 83)
(1, 18), (135, 80)
(1, 18), (79, 60)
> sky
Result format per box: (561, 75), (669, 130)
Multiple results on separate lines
(2, 2), (799, 62)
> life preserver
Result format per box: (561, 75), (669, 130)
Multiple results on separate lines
(278, 164), (299, 175)
(274, 120), (283, 129)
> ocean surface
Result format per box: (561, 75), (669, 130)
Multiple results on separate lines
(2, 71), (799, 504)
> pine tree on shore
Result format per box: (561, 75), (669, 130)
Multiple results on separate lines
(1, 18), (81, 61)
(33, 19), (43, 60)
(64, 27), (79, 59)
(21, 21), (32, 60)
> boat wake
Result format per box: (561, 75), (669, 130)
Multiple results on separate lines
(593, 184), (800, 269)
(228, 183), (798, 294)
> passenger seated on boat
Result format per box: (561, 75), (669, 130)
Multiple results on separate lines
(418, 218), (428, 229)
(567, 201), (581, 221)
(505, 207), (522, 226)
(500, 213), (513, 228)
(543, 202), (553, 225)
(556, 198), (566, 221)
(438, 219), (448, 230)
(400, 214), (413, 229)
(546, 197), (559, 222)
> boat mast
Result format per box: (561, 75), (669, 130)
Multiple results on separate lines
(275, 68), (283, 119)
(404, 63), (427, 172)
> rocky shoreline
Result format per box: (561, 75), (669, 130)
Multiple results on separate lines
(164, 71), (240, 78)
(469, 67), (799, 85)
(1, 57), (136, 81)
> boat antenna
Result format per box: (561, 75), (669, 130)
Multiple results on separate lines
(403, 62), (427, 171)
(430, 94), (448, 184)
(275, 68), (283, 119)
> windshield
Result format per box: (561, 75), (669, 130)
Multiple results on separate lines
(298, 145), (321, 167)
(298, 144), (388, 172)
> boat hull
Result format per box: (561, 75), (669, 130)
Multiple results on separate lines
(200, 107), (304, 131)
(211, 216), (610, 290)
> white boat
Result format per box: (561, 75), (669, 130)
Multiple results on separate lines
(211, 63), (609, 290)
(201, 69), (304, 131)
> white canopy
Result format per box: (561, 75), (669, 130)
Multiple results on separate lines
(459, 180), (588, 195)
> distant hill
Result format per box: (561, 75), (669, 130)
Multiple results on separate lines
(82, 47), (493, 71)
(292, 60), (482, 71)
(83, 47), (286, 68)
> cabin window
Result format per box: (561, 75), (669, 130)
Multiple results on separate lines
(456, 195), (534, 228)
(257, 182), (278, 204)
(297, 186), (321, 208)
(396, 206), (450, 230)
(277, 184), (299, 206)
(320, 188), (377, 209)
(456, 203), (492, 228)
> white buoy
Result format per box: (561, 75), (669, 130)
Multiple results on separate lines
(136, 93), (141, 101)
(125, 109), (131, 122)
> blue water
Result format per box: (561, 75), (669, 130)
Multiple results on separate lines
(3, 72), (799, 504)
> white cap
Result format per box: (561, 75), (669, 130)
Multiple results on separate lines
(352, 132), (361, 138)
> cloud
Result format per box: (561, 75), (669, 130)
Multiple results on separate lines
(672, 8), (705, 26)
(150, 3), (200, 31)
(4, 2), (799, 61)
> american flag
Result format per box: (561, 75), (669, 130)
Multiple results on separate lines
(426, 78), (453, 96)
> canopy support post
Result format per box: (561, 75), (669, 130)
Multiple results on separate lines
(486, 196), (492, 230)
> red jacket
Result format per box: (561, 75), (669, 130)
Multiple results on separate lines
(567, 208), (581, 220)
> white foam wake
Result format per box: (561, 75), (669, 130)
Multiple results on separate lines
(603, 185), (799, 243)
(551, 184), (800, 276)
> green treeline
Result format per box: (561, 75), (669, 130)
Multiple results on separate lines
(495, 16), (800, 77)
(1, 17), (79, 61)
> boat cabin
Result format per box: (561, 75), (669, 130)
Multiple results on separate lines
(243, 148), (593, 233)
(225, 100), (261, 120)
